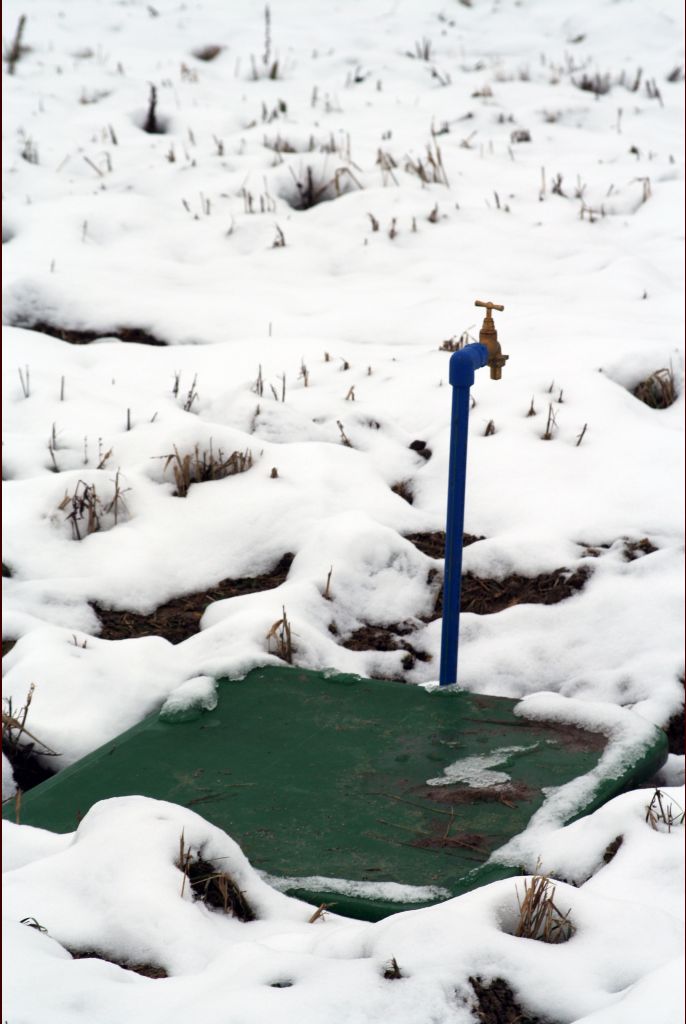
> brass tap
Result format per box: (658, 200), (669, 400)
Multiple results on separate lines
(475, 300), (508, 380)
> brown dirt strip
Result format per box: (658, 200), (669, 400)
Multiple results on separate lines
(338, 623), (432, 673)
(430, 566), (592, 619)
(14, 322), (167, 346)
(405, 531), (483, 558)
(93, 554), (294, 644)
(67, 950), (168, 978)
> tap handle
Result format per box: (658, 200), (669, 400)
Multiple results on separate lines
(475, 300), (505, 315)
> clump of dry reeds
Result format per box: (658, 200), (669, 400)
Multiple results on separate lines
(265, 606), (294, 663)
(285, 164), (363, 210)
(58, 471), (129, 539)
(573, 71), (612, 96)
(160, 443), (253, 497)
(439, 330), (474, 352)
(404, 140), (449, 186)
(383, 957), (403, 979)
(308, 903), (333, 923)
(177, 832), (255, 920)
(645, 789), (684, 832)
(633, 368), (677, 409)
(141, 84), (168, 135)
(59, 481), (101, 538)
(514, 873), (574, 944)
(250, 4), (280, 80)
(2, 684), (56, 760)
(406, 37), (433, 61)
(541, 403), (558, 440)
(2, 684), (59, 820)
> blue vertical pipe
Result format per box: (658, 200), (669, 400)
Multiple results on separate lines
(439, 343), (488, 686)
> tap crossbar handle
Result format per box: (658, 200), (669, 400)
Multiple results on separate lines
(475, 300), (505, 313)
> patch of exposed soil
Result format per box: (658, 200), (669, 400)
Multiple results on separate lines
(666, 707), (684, 755)
(409, 439), (432, 461)
(93, 554), (294, 644)
(431, 566), (591, 619)
(580, 537), (658, 560)
(2, 740), (57, 790)
(192, 44), (223, 61)
(67, 950), (168, 978)
(185, 858), (255, 920)
(339, 622), (432, 672)
(623, 538), (658, 560)
(422, 781), (537, 807)
(405, 531), (484, 558)
(391, 481), (414, 504)
(342, 624), (406, 652)
(16, 322), (167, 346)
(602, 835), (623, 864)
(334, 564), (591, 671)
(469, 976), (551, 1024)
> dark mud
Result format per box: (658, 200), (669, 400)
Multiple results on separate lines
(93, 554), (294, 644)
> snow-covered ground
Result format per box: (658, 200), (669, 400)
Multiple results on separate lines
(2, 0), (684, 1020)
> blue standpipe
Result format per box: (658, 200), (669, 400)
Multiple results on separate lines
(439, 343), (489, 686)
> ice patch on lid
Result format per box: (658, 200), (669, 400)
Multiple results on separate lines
(260, 872), (451, 903)
(427, 745), (537, 787)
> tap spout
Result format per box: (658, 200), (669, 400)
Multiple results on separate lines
(475, 300), (508, 380)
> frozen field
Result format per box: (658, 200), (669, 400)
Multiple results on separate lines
(2, 0), (684, 1021)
